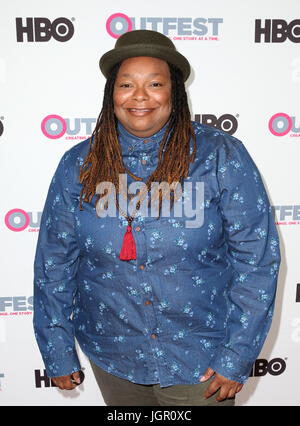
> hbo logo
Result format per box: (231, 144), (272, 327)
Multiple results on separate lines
(194, 114), (238, 135)
(255, 19), (300, 43)
(249, 358), (286, 377)
(16, 17), (74, 42)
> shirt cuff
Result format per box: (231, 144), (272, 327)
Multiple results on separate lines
(42, 348), (81, 378)
(209, 345), (253, 383)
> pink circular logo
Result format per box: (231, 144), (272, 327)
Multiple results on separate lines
(268, 113), (293, 137)
(41, 114), (67, 139)
(106, 13), (132, 39)
(5, 208), (30, 232)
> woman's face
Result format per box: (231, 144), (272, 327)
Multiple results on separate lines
(113, 56), (172, 138)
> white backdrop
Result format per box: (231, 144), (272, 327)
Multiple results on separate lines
(1, 0), (299, 406)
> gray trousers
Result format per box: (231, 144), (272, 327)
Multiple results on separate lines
(90, 361), (235, 406)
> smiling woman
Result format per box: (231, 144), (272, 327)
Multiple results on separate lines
(33, 29), (281, 406)
(78, 34), (197, 238)
(113, 57), (172, 138)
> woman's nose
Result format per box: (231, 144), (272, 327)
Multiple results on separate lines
(132, 87), (149, 101)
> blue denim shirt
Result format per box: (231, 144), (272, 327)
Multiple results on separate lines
(33, 121), (281, 386)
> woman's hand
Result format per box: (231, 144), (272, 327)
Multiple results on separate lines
(201, 367), (243, 402)
(51, 371), (82, 390)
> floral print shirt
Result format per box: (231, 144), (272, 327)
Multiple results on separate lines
(33, 121), (281, 386)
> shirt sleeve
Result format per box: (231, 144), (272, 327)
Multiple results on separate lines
(209, 136), (281, 383)
(33, 150), (81, 378)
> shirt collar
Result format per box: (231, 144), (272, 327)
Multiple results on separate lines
(117, 121), (169, 154)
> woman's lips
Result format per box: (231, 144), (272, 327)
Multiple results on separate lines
(127, 108), (154, 116)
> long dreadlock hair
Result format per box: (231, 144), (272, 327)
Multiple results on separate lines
(79, 61), (196, 219)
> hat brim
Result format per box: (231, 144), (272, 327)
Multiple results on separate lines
(99, 44), (190, 82)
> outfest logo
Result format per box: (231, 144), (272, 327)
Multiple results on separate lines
(268, 113), (300, 137)
(0, 296), (33, 316)
(4, 208), (40, 232)
(106, 13), (223, 41)
(41, 114), (96, 140)
(272, 205), (300, 226)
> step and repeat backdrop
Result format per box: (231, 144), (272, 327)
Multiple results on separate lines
(1, 0), (299, 406)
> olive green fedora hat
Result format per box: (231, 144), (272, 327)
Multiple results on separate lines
(99, 29), (191, 81)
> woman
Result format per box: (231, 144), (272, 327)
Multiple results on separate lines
(33, 30), (281, 406)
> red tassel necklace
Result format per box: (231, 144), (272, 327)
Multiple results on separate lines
(116, 173), (176, 260)
(98, 158), (174, 261)
(98, 173), (176, 261)
(96, 173), (146, 261)
(119, 218), (136, 260)
(116, 184), (145, 261)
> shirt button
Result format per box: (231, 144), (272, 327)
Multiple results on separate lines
(144, 139), (149, 144)
(145, 300), (151, 306)
(139, 264), (145, 270)
(141, 159), (147, 165)
(135, 226), (141, 232)
(151, 333), (156, 339)
(129, 146), (133, 151)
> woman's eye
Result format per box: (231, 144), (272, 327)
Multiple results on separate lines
(120, 83), (131, 88)
(151, 82), (162, 87)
